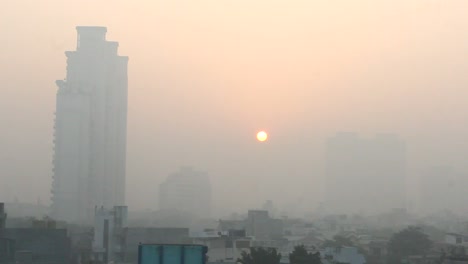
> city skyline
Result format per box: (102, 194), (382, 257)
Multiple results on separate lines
(4, 2), (468, 264)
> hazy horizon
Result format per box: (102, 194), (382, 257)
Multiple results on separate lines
(2, 0), (468, 217)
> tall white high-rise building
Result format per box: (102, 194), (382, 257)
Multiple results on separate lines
(51, 26), (128, 223)
(159, 167), (212, 218)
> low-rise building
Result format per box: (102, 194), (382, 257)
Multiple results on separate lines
(364, 240), (388, 264)
(192, 230), (251, 263)
(446, 233), (468, 246)
(2, 228), (71, 264)
(124, 227), (191, 263)
(91, 206), (128, 263)
(246, 210), (283, 241)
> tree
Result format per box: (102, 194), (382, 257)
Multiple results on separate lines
(238, 247), (281, 264)
(289, 245), (321, 264)
(387, 226), (433, 263)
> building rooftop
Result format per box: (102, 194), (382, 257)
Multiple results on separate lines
(76, 26), (107, 33)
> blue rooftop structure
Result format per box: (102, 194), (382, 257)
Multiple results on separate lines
(138, 244), (208, 264)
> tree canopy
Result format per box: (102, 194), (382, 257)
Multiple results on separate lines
(387, 226), (433, 263)
(237, 247), (281, 264)
(289, 245), (321, 264)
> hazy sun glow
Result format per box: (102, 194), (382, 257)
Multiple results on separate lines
(256, 131), (268, 142)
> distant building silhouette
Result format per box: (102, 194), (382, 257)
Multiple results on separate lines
(246, 210), (283, 241)
(159, 167), (211, 218)
(262, 200), (277, 217)
(419, 166), (467, 214)
(51, 26), (128, 223)
(324, 132), (406, 214)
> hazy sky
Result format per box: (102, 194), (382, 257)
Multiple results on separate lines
(2, 0), (468, 215)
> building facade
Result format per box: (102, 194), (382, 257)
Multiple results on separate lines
(91, 206), (127, 263)
(159, 167), (212, 218)
(124, 228), (191, 263)
(0, 204), (5, 231)
(3, 228), (71, 264)
(51, 26), (128, 223)
(245, 210), (283, 241)
(325, 133), (407, 214)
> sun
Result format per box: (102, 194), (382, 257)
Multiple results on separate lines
(256, 131), (268, 142)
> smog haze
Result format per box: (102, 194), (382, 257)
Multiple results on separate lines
(2, 0), (468, 216)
